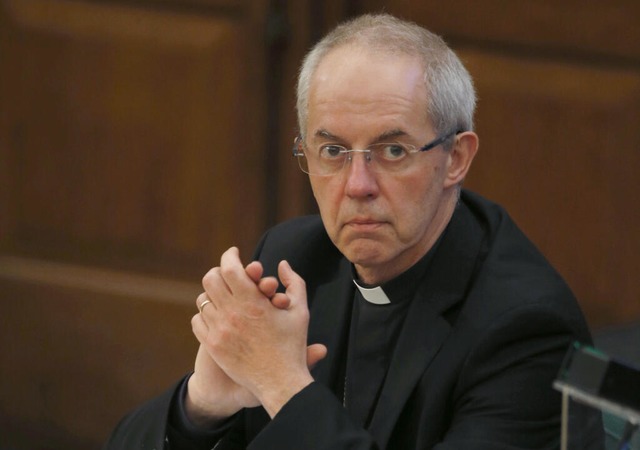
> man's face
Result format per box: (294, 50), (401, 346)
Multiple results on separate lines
(305, 46), (461, 284)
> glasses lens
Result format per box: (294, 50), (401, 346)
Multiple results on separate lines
(293, 138), (310, 174)
(294, 140), (420, 175)
(368, 143), (414, 173)
(297, 142), (346, 176)
(297, 154), (311, 174)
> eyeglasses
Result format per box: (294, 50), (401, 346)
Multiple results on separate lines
(292, 130), (461, 176)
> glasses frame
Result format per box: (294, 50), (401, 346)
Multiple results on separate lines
(292, 129), (463, 176)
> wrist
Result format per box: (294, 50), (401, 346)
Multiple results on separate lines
(185, 374), (238, 427)
(257, 372), (314, 418)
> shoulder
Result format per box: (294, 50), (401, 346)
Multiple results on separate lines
(252, 215), (342, 279)
(460, 189), (568, 296)
(457, 190), (591, 339)
(459, 189), (530, 242)
(259, 215), (327, 243)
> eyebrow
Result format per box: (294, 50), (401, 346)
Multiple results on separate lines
(314, 128), (409, 143)
(376, 128), (408, 141)
(315, 129), (339, 140)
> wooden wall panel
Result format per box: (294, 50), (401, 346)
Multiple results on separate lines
(361, 1), (640, 61)
(1, 0), (266, 278)
(460, 51), (640, 328)
(0, 257), (200, 449)
(0, 0), (271, 448)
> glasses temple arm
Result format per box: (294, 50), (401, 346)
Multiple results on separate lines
(419, 130), (464, 152)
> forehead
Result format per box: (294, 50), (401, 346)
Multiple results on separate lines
(307, 45), (430, 139)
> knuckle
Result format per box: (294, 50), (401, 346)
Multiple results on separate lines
(226, 310), (241, 328)
(245, 303), (264, 319)
(215, 325), (232, 345)
(191, 315), (203, 336)
(219, 263), (234, 280)
(202, 267), (220, 287)
(202, 271), (212, 287)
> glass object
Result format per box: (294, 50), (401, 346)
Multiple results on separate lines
(292, 130), (461, 176)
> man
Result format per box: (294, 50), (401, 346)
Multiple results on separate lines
(105, 14), (602, 449)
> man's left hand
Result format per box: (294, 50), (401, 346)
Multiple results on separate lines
(192, 247), (317, 418)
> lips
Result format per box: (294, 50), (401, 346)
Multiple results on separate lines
(344, 218), (385, 231)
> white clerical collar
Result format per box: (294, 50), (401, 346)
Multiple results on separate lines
(353, 280), (391, 305)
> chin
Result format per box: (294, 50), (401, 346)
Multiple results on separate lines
(340, 239), (391, 267)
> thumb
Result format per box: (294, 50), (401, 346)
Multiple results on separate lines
(306, 343), (328, 369)
(278, 260), (306, 302)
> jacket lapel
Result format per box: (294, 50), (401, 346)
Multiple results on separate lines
(308, 257), (354, 387)
(369, 202), (487, 447)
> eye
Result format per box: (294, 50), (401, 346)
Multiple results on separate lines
(318, 144), (346, 159)
(377, 143), (409, 161)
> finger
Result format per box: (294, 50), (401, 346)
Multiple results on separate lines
(277, 260), (306, 305)
(246, 261), (279, 299)
(244, 261), (264, 283)
(219, 247), (245, 285)
(191, 311), (210, 338)
(219, 247), (262, 300)
(270, 292), (291, 310)
(202, 267), (231, 303)
(306, 343), (328, 369)
(257, 276), (279, 299)
(196, 292), (216, 313)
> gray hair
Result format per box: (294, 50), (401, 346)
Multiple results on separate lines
(296, 14), (476, 145)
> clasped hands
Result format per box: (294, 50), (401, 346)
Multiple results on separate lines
(186, 247), (327, 426)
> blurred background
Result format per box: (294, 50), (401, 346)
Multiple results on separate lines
(0, 0), (638, 448)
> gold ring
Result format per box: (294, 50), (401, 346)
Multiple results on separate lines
(199, 299), (212, 313)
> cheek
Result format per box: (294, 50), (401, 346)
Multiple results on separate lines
(388, 173), (442, 232)
(310, 178), (340, 225)
(310, 179), (328, 208)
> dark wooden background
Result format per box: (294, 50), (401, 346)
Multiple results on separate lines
(1, 1), (638, 448)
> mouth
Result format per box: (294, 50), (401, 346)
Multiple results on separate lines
(344, 218), (386, 232)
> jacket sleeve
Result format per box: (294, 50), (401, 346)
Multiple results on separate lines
(103, 379), (180, 450)
(247, 382), (379, 450)
(104, 376), (247, 450)
(432, 304), (603, 450)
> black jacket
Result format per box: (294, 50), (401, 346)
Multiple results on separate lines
(105, 190), (603, 449)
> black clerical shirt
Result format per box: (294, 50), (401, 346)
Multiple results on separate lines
(344, 244), (438, 427)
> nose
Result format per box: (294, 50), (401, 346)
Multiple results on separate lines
(344, 152), (379, 199)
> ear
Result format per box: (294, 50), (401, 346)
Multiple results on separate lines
(444, 131), (479, 188)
